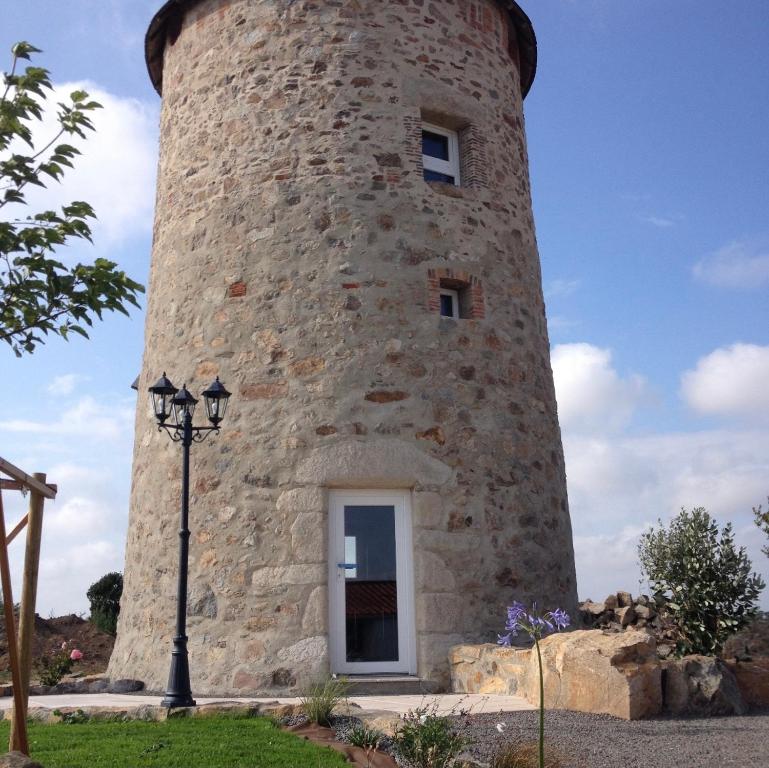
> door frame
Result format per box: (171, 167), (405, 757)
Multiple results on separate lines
(328, 489), (417, 675)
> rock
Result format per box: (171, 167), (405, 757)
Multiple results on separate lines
(355, 710), (402, 737)
(450, 643), (528, 695)
(271, 668), (296, 687)
(582, 600), (606, 617)
(454, 630), (662, 720)
(617, 591), (633, 608)
(657, 645), (674, 660)
(663, 655), (746, 716)
(534, 629), (662, 720)
(724, 658), (769, 710)
(85, 678), (110, 693)
(603, 594), (618, 610)
(187, 583), (217, 618)
(0, 752), (44, 768)
(108, 679), (145, 693)
(616, 606), (636, 627)
(455, 754), (487, 768)
(634, 604), (655, 620)
(636, 595), (650, 606)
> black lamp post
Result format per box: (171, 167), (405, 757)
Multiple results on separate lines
(149, 372), (231, 708)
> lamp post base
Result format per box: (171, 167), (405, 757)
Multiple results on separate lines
(160, 634), (196, 708)
(160, 693), (196, 708)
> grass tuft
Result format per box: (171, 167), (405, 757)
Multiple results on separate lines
(491, 741), (564, 768)
(300, 676), (350, 727)
(347, 724), (384, 750)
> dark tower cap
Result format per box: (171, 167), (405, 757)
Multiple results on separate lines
(144, 0), (537, 98)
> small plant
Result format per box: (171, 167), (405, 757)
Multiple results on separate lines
(491, 742), (563, 768)
(53, 708), (90, 725)
(392, 705), (467, 768)
(36, 642), (84, 686)
(348, 724), (384, 768)
(498, 603), (570, 768)
(347, 724), (384, 750)
(300, 676), (349, 727)
(638, 507), (765, 656)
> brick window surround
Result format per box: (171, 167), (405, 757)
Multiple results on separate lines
(427, 268), (485, 320)
(406, 113), (489, 192)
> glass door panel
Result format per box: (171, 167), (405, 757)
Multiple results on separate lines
(343, 505), (398, 663)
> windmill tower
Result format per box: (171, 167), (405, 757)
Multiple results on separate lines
(108, 0), (578, 695)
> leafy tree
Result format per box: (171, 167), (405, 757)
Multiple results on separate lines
(638, 507), (765, 657)
(86, 571), (123, 636)
(1, 41), (143, 356)
(755, 498), (769, 559)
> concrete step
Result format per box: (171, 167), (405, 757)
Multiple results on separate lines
(342, 675), (441, 696)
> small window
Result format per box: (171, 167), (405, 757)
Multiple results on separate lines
(439, 288), (460, 319)
(422, 123), (460, 186)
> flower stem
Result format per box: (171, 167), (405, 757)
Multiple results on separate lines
(535, 636), (544, 768)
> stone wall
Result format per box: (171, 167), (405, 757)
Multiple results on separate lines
(451, 631), (662, 720)
(109, 0), (577, 695)
(451, 631), (769, 719)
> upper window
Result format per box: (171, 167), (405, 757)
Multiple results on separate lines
(439, 288), (460, 319)
(422, 123), (460, 186)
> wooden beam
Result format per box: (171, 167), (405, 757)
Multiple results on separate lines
(0, 458), (56, 499)
(5, 514), (28, 546)
(13, 476), (46, 752)
(0, 492), (29, 755)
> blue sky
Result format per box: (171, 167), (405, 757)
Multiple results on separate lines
(2, 0), (768, 615)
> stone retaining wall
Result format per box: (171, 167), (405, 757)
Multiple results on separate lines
(451, 629), (769, 719)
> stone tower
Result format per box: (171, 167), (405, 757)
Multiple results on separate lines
(109, 0), (578, 695)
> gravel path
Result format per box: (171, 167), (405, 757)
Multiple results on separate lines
(450, 710), (769, 768)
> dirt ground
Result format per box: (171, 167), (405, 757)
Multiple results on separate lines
(0, 613), (114, 682)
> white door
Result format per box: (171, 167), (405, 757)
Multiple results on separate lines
(328, 490), (416, 675)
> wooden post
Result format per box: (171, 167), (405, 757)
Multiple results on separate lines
(0, 492), (29, 755)
(11, 473), (46, 752)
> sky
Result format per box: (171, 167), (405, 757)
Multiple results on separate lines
(1, 0), (768, 616)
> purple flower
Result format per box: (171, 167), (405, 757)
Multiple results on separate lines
(498, 600), (571, 645)
(550, 607), (570, 630)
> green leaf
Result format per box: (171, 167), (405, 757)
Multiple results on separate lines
(1, 41), (144, 357)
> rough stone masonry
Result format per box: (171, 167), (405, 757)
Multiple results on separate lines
(108, 0), (578, 695)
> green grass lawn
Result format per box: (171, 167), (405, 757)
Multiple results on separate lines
(0, 715), (349, 768)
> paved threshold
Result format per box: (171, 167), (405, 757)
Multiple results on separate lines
(0, 692), (533, 716)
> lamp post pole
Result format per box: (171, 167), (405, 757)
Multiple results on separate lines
(161, 408), (195, 708)
(148, 374), (231, 709)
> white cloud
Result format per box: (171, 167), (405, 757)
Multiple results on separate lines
(0, 396), (133, 442)
(554, 341), (769, 606)
(7, 81), (158, 249)
(693, 240), (769, 289)
(38, 540), (122, 617)
(46, 374), (89, 396)
(2, 457), (131, 616)
(566, 428), (769, 606)
(552, 343), (648, 434)
(681, 344), (769, 419)
(574, 526), (648, 603)
(640, 215), (679, 229)
(545, 278), (581, 299)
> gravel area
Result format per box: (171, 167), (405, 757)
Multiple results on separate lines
(450, 710), (769, 768)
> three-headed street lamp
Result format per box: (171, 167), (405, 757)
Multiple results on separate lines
(148, 372), (231, 708)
